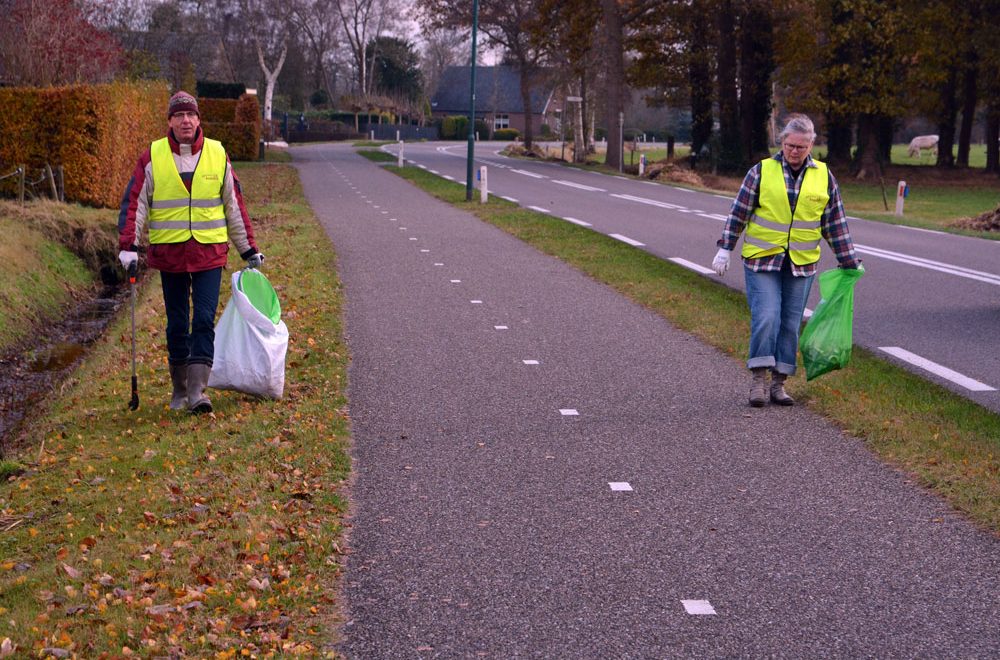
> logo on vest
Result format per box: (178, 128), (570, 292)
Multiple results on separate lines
(202, 173), (220, 181)
(805, 194), (825, 204)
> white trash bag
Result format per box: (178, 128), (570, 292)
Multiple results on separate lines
(208, 268), (288, 399)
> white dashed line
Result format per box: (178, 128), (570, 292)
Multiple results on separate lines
(559, 409), (579, 416)
(697, 213), (728, 221)
(562, 217), (592, 227)
(610, 193), (685, 210)
(610, 233), (645, 247)
(443, 175), (455, 181)
(552, 179), (606, 192)
(409, 237), (417, 241)
(669, 257), (715, 275)
(522, 360), (539, 365)
(501, 196), (519, 203)
(470, 300), (483, 304)
(511, 169), (546, 179)
(608, 482), (632, 492)
(494, 325), (508, 330)
(450, 279), (461, 283)
(434, 263), (444, 266)
(429, 170), (440, 174)
(420, 249), (430, 253)
(878, 347), (996, 391)
(682, 600), (716, 615)
(528, 205), (551, 214)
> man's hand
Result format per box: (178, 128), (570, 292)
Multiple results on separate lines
(118, 250), (138, 270)
(247, 252), (265, 269)
(711, 247), (731, 276)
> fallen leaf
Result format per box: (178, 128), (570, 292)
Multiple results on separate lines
(0, 638), (15, 657)
(61, 563), (82, 580)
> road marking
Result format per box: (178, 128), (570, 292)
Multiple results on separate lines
(373, 205), (380, 208)
(878, 347), (996, 391)
(855, 244), (1000, 285)
(390, 218), (397, 221)
(430, 170), (440, 174)
(697, 213), (728, 221)
(669, 257), (714, 275)
(381, 210), (389, 214)
(501, 195), (519, 203)
(713, 194), (731, 199)
(409, 237), (417, 241)
(608, 482), (632, 492)
(552, 179), (606, 192)
(559, 409), (579, 416)
(610, 193), (685, 210)
(471, 300), (483, 304)
(899, 225), (947, 235)
(494, 325), (508, 330)
(418, 164), (427, 169)
(682, 600), (716, 615)
(528, 205), (551, 214)
(450, 279), (461, 283)
(443, 175), (455, 181)
(522, 359), (539, 365)
(421, 249), (430, 253)
(562, 216), (592, 227)
(434, 263), (444, 266)
(512, 169), (546, 179)
(610, 233), (645, 247)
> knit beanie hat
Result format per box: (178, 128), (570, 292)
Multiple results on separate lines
(167, 91), (199, 118)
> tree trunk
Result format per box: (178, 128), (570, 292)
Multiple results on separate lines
(825, 115), (853, 167)
(877, 115), (894, 163)
(573, 79), (585, 163)
(986, 104), (1000, 173)
(716, 0), (741, 172)
(957, 57), (978, 167)
(852, 113), (882, 180)
(518, 65), (536, 151)
(936, 65), (959, 167)
(739, 1), (775, 164)
(688, 5), (713, 167)
(600, 0), (625, 171)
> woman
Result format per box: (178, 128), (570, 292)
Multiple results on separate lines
(711, 114), (862, 407)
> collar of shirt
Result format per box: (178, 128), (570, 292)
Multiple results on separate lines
(773, 152), (818, 170)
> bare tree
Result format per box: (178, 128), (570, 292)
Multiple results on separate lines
(290, 0), (342, 105)
(420, 27), (468, 102)
(336, 0), (397, 97)
(239, 0), (292, 123)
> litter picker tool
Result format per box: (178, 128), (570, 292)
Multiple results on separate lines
(128, 262), (139, 411)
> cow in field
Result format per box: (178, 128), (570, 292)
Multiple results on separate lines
(908, 134), (939, 158)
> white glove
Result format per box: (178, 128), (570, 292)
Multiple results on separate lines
(118, 250), (138, 270)
(711, 247), (731, 276)
(246, 252), (265, 269)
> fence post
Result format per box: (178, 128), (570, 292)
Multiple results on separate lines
(45, 163), (57, 200)
(894, 180), (907, 216)
(17, 165), (25, 204)
(398, 141), (404, 168)
(56, 165), (64, 202)
(479, 166), (488, 204)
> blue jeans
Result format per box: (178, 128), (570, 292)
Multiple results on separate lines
(160, 268), (223, 367)
(743, 260), (814, 375)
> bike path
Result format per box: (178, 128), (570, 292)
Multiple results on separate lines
(291, 143), (999, 658)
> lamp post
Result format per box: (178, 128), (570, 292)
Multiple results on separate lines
(465, 0), (480, 201)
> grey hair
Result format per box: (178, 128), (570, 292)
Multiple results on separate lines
(778, 114), (816, 144)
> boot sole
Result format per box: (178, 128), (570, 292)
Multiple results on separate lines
(749, 398), (767, 407)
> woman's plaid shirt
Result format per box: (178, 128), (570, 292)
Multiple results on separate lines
(716, 153), (861, 275)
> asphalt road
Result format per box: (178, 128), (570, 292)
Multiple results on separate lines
(292, 143), (1000, 658)
(388, 141), (1000, 415)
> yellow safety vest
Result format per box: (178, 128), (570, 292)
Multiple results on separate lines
(742, 158), (829, 265)
(148, 137), (228, 245)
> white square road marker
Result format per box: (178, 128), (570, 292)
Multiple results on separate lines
(559, 409), (579, 416)
(608, 482), (632, 492)
(522, 360), (539, 365)
(681, 600), (717, 615)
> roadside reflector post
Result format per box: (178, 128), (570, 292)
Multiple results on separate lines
(895, 180), (907, 216)
(638, 153), (646, 177)
(398, 141), (404, 167)
(479, 166), (488, 203)
(396, 129), (400, 141)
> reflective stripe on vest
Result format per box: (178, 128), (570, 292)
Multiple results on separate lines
(742, 158), (829, 265)
(148, 137), (228, 245)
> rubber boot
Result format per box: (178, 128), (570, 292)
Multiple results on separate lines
(168, 363), (188, 411)
(187, 363), (213, 414)
(770, 371), (795, 406)
(749, 367), (768, 407)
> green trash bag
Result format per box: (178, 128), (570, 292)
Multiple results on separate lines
(799, 266), (864, 381)
(236, 268), (281, 325)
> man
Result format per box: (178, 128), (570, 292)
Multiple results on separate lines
(118, 91), (264, 414)
(711, 114), (862, 407)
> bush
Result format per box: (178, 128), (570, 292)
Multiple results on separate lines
(493, 128), (520, 141)
(0, 81), (169, 208)
(198, 98), (239, 123)
(196, 81), (246, 99)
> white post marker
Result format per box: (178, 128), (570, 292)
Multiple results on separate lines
(398, 140), (404, 167)
(396, 129), (400, 141)
(895, 180), (907, 216)
(479, 165), (488, 203)
(638, 154), (645, 177)
(370, 130), (375, 140)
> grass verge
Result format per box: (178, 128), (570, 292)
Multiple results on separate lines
(0, 162), (350, 657)
(365, 153), (1000, 534)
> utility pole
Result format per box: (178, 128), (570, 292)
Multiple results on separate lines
(465, 0), (480, 201)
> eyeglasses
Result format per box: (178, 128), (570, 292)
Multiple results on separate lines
(783, 143), (811, 152)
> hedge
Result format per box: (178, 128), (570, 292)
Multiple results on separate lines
(196, 81), (246, 99)
(0, 81), (169, 209)
(201, 94), (259, 161)
(493, 128), (520, 140)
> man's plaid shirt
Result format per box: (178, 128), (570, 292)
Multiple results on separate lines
(717, 152), (861, 276)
